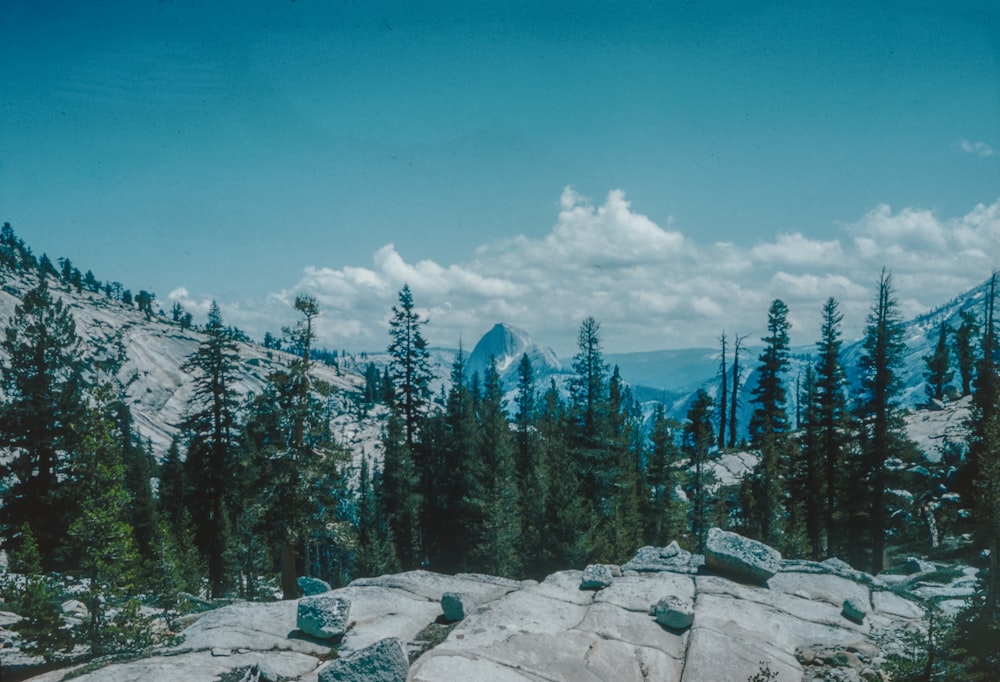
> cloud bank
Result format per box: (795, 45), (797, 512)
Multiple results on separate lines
(176, 187), (1000, 356)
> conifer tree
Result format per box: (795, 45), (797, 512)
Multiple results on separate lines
(381, 412), (423, 568)
(797, 366), (824, 559)
(959, 271), (1000, 676)
(924, 321), (954, 401)
(514, 353), (549, 577)
(718, 332), (729, 449)
(685, 390), (716, 552)
(354, 454), (399, 578)
(954, 309), (979, 397)
(387, 285), (432, 451)
(0, 278), (85, 569)
(539, 379), (589, 572)
(465, 358), (522, 576)
(605, 366), (643, 560)
(815, 297), (849, 556)
(646, 404), (684, 546)
(728, 333), (748, 448)
(857, 269), (909, 573)
(66, 393), (153, 656)
(745, 299), (792, 546)
(181, 301), (242, 597)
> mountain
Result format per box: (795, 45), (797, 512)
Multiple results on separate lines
(0, 268), (385, 465)
(465, 322), (563, 387)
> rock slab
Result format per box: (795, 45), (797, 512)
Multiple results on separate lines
(651, 595), (694, 630)
(298, 576), (332, 596)
(580, 564), (614, 590)
(441, 592), (470, 622)
(704, 527), (782, 585)
(318, 636), (408, 682)
(297, 595), (351, 640)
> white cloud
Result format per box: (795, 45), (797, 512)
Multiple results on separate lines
(750, 233), (843, 266)
(959, 139), (995, 157)
(204, 191), (1000, 356)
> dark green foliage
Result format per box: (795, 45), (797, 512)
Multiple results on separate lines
(646, 404), (685, 546)
(387, 285), (432, 450)
(181, 301), (242, 598)
(954, 309), (979, 397)
(464, 357), (522, 576)
(856, 269), (910, 574)
(718, 332), (728, 449)
(685, 390), (716, 552)
(797, 366), (824, 559)
(745, 299), (792, 547)
(0, 278), (86, 569)
(381, 412), (423, 568)
(729, 333), (747, 448)
(354, 455), (399, 578)
(65, 396), (154, 656)
(515, 354), (550, 577)
(815, 297), (850, 558)
(923, 321), (953, 401)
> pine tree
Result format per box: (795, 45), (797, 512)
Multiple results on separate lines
(514, 353), (548, 577)
(387, 285), (432, 451)
(538, 379), (590, 572)
(797, 366), (824, 559)
(181, 301), (242, 598)
(956, 272), (1000, 677)
(728, 333), (748, 448)
(65, 397), (153, 656)
(815, 297), (849, 556)
(646, 404), (684, 546)
(745, 300), (792, 546)
(685, 390), (716, 552)
(0, 278), (86, 569)
(465, 358), (522, 576)
(381, 412), (423, 568)
(718, 332), (729, 449)
(857, 269), (909, 574)
(354, 455), (399, 578)
(924, 321), (954, 401)
(954, 309), (979, 397)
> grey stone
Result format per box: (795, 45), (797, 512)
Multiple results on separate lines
(441, 592), (471, 622)
(651, 595), (694, 630)
(297, 595), (351, 640)
(580, 564), (614, 590)
(298, 575), (332, 596)
(318, 636), (408, 682)
(842, 597), (868, 624)
(622, 543), (702, 574)
(903, 556), (935, 575)
(704, 527), (782, 585)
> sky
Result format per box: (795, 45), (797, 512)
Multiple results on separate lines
(1, 0), (998, 356)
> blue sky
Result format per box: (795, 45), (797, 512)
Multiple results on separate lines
(2, 1), (998, 354)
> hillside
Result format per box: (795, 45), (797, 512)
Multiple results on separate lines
(0, 267), (385, 466)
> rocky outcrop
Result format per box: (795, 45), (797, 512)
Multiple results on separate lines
(704, 527), (782, 584)
(296, 595), (350, 640)
(317, 637), (408, 682)
(23, 536), (944, 682)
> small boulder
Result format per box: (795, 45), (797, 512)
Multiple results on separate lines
(298, 576), (332, 596)
(903, 557), (935, 575)
(297, 595), (351, 640)
(580, 564), (614, 590)
(704, 527), (782, 585)
(318, 636), (408, 682)
(842, 597), (868, 624)
(651, 595), (694, 630)
(441, 592), (471, 622)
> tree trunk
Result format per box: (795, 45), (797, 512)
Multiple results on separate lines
(281, 540), (298, 600)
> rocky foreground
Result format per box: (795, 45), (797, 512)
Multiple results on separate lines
(15, 529), (975, 682)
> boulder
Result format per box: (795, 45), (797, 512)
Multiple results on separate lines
(650, 595), (694, 630)
(441, 592), (471, 622)
(298, 575), (332, 596)
(580, 564), (614, 590)
(621, 542), (703, 574)
(704, 527), (782, 585)
(842, 596), (868, 624)
(903, 556), (935, 575)
(297, 595), (351, 640)
(318, 636), (408, 682)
